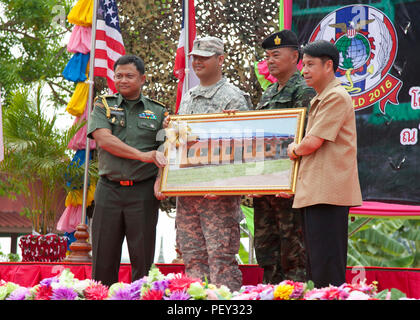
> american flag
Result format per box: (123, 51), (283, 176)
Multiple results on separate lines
(173, 0), (199, 114)
(94, 0), (125, 93)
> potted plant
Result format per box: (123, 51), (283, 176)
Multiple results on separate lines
(0, 84), (95, 262)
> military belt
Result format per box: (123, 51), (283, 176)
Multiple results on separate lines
(101, 176), (139, 187)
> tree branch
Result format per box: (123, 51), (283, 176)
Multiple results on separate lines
(0, 27), (38, 40)
(47, 80), (69, 106)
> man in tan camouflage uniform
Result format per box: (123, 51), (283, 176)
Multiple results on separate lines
(175, 36), (251, 291)
(252, 30), (316, 284)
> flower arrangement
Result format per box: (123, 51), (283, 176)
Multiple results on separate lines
(19, 234), (67, 262)
(0, 266), (414, 300)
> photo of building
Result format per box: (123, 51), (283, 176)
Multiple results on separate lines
(179, 131), (293, 168)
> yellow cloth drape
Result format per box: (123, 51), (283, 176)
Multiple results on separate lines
(67, 0), (94, 27)
(66, 81), (89, 117)
(65, 184), (96, 207)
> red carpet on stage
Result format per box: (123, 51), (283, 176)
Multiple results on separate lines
(1, 262), (419, 298)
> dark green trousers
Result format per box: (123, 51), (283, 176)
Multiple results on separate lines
(253, 196), (306, 283)
(91, 176), (159, 286)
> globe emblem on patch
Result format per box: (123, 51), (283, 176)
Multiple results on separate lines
(336, 33), (371, 71)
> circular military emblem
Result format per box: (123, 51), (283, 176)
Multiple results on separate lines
(309, 5), (403, 113)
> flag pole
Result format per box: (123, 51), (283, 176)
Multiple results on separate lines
(65, 0), (99, 262)
(184, 0), (190, 92)
(81, 0), (98, 226)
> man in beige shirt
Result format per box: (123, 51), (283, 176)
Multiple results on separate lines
(287, 40), (362, 288)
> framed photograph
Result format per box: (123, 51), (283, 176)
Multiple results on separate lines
(159, 108), (306, 196)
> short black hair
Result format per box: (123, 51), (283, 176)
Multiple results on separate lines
(303, 40), (339, 72)
(113, 55), (145, 74)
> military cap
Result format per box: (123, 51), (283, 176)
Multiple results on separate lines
(189, 36), (224, 57)
(302, 40), (340, 72)
(261, 29), (299, 50)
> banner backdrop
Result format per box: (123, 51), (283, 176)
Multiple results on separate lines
(292, 0), (420, 204)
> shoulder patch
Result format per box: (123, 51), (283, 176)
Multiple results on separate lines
(97, 94), (114, 118)
(93, 96), (104, 107)
(94, 94), (116, 105)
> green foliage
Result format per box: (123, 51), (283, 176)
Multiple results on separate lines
(0, 0), (74, 106)
(0, 83), (96, 234)
(348, 217), (420, 268)
(374, 288), (407, 300)
(236, 205), (420, 268)
(241, 205), (254, 237)
(0, 244), (20, 262)
(237, 205), (255, 264)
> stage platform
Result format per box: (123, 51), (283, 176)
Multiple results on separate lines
(0, 262), (419, 298)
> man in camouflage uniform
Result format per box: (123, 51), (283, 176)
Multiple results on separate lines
(176, 36), (251, 291)
(88, 55), (167, 286)
(253, 30), (316, 283)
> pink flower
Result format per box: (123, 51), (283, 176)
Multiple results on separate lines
(231, 292), (260, 300)
(322, 287), (349, 300)
(108, 287), (133, 300)
(51, 287), (78, 300)
(346, 291), (371, 300)
(84, 282), (109, 300)
(34, 285), (53, 300)
(7, 287), (30, 300)
(205, 289), (219, 300)
(305, 286), (349, 300)
(304, 288), (325, 300)
(164, 290), (190, 300)
(168, 274), (201, 292)
(141, 289), (164, 300)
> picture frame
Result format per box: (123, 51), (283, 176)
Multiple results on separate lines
(159, 108), (306, 196)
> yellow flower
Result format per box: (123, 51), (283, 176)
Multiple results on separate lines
(273, 284), (294, 300)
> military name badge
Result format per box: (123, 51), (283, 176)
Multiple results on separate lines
(139, 110), (157, 120)
(309, 5), (403, 114)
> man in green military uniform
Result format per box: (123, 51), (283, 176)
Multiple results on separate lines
(253, 30), (316, 283)
(87, 55), (167, 286)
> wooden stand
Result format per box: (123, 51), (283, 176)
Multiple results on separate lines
(64, 223), (92, 262)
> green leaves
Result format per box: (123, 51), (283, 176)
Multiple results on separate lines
(374, 288), (407, 300)
(236, 206), (420, 268)
(348, 217), (420, 268)
(0, 0), (73, 107)
(241, 204), (254, 237)
(0, 83), (96, 234)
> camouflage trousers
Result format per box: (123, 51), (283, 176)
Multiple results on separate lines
(253, 195), (306, 283)
(176, 196), (243, 291)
